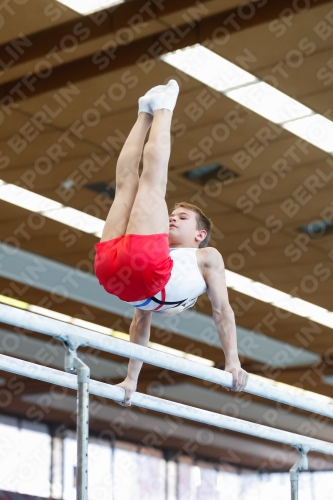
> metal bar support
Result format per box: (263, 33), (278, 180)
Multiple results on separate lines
(290, 447), (309, 500)
(56, 333), (90, 500)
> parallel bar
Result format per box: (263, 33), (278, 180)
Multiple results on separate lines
(1, 304), (332, 416)
(0, 353), (333, 456)
(1, 304), (332, 418)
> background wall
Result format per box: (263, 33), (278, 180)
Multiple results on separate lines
(0, 414), (332, 500)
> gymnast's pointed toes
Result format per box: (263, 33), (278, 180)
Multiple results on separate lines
(166, 79), (179, 89)
(138, 95), (153, 116)
(145, 84), (166, 96)
(148, 80), (179, 113)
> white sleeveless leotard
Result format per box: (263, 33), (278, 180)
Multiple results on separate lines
(125, 247), (207, 315)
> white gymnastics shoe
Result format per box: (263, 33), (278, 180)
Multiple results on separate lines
(148, 79), (180, 113)
(138, 84), (165, 116)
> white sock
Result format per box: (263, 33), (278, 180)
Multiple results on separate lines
(138, 95), (153, 116)
(138, 84), (165, 116)
(149, 80), (180, 113)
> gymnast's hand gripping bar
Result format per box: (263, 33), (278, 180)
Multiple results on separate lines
(0, 303), (333, 419)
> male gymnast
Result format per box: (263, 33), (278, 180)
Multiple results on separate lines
(94, 80), (249, 406)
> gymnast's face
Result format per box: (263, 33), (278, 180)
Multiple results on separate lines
(168, 208), (206, 248)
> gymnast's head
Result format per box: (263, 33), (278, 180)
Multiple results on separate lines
(168, 202), (213, 249)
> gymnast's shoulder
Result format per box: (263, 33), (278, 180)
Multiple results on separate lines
(196, 246), (225, 272)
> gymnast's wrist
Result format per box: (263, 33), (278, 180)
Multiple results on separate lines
(126, 374), (138, 384)
(224, 356), (241, 368)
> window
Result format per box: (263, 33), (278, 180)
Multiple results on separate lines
(63, 434), (113, 500)
(0, 416), (51, 497)
(178, 456), (197, 500)
(138, 447), (166, 500)
(196, 462), (217, 500)
(113, 442), (139, 500)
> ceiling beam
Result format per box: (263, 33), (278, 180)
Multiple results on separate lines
(0, 0), (214, 68)
(1, 0), (331, 103)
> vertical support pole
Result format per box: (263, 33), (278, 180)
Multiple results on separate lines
(76, 362), (90, 500)
(56, 335), (90, 500)
(290, 468), (298, 500)
(290, 447), (309, 500)
(164, 449), (178, 500)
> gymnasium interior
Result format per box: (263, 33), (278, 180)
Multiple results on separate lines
(0, 0), (333, 498)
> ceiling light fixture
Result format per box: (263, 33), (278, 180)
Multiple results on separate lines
(160, 44), (333, 154)
(161, 44), (257, 92)
(0, 181), (103, 237)
(226, 270), (333, 329)
(0, 183), (62, 212)
(42, 207), (104, 235)
(56, 0), (124, 15)
(283, 114), (333, 153)
(224, 81), (313, 124)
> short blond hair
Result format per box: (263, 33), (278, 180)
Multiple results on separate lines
(171, 202), (213, 248)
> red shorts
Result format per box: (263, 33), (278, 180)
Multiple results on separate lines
(94, 233), (173, 302)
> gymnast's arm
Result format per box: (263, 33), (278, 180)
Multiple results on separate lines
(203, 247), (249, 392)
(115, 308), (152, 407)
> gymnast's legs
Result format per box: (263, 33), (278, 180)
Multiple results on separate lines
(100, 80), (179, 242)
(125, 81), (179, 236)
(100, 112), (153, 242)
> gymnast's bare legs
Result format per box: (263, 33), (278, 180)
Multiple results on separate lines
(100, 81), (179, 243)
(100, 112), (153, 242)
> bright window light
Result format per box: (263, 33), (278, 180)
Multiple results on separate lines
(160, 44), (257, 92)
(42, 207), (105, 234)
(225, 81), (313, 124)
(0, 183), (62, 212)
(283, 114), (333, 153)
(161, 44), (333, 154)
(57, 0), (124, 15)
